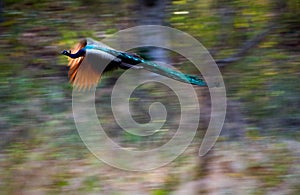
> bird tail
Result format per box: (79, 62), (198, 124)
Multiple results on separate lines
(82, 42), (206, 86)
(180, 74), (207, 86)
(142, 61), (207, 86)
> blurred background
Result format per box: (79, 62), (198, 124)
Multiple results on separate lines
(0, 0), (299, 194)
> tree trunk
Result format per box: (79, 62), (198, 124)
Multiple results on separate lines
(136, 0), (170, 63)
(0, 0), (3, 23)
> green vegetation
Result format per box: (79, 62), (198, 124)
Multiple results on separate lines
(0, 0), (299, 194)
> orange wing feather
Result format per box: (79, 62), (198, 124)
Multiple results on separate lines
(66, 38), (117, 90)
(67, 39), (87, 85)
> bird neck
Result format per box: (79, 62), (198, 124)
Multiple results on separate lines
(66, 49), (86, 59)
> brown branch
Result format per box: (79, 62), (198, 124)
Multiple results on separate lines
(215, 23), (277, 67)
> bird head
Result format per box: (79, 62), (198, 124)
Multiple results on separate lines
(61, 50), (71, 56)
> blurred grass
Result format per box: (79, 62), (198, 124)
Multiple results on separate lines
(171, 0), (299, 136)
(0, 0), (299, 194)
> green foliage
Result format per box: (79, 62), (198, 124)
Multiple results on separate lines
(0, 0), (299, 194)
(163, 172), (180, 192)
(5, 142), (27, 164)
(170, 0), (271, 50)
(80, 175), (101, 192)
(4, 0), (23, 5)
(105, 28), (118, 35)
(169, 0), (300, 136)
(223, 47), (299, 132)
(49, 171), (71, 193)
(151, 189), (169, 195)
(246, 143), (292, 188)
(123, 131), (143, 143)
(246, 127), (261, 139)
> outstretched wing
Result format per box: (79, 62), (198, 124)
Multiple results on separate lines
(85, 38), (144, 65)
(86, 38), (115, 50)
(67, 39), (87, 85)
(67, 38), (117, 90)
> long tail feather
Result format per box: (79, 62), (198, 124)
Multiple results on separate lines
(85, 45), (207, 86)
(141, 61), (207, 86)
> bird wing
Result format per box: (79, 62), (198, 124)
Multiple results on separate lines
(86, 38), (115, 50)
(86, 38), (144, 64)
(68, 39), (87, 86)
(67, 38), (116, 90)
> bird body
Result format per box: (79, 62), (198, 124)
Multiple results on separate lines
(61, 38), (206, 89)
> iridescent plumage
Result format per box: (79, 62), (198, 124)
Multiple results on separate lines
(62, 38), (206, 89)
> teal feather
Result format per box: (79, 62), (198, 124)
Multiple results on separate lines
(84, 45), (207, 86)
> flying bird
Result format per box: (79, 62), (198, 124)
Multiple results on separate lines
(61, 38), (206, 89)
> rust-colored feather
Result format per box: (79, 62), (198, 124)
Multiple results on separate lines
(66, 38), (118, 90)
(67, 39), (87, 85)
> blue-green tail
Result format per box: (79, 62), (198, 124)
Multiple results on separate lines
(85, 45), (207, 87)
(141, 61), (207, 86)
